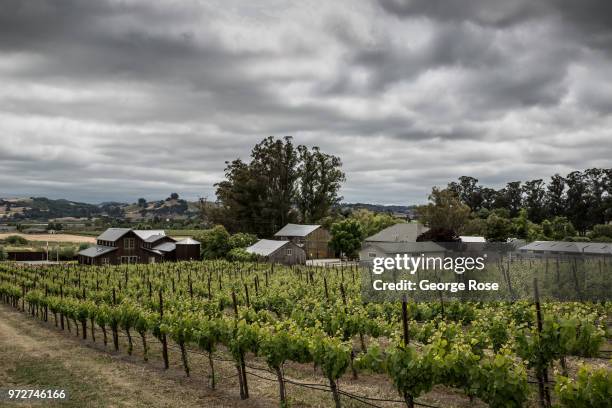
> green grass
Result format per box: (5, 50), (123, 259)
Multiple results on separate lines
(167, 229), (204, 236)
(62, 230), (101, 237)
(6, 357), (108, 407)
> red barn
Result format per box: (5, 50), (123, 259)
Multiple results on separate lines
(77, 228), (200, 265)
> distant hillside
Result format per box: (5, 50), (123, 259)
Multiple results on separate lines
(122, 197), (199, 221)
(1, 196), (416, 223)
(339, 202), (417, 215)
(0, 197), (102, 221)
(0, 195), (200, 222)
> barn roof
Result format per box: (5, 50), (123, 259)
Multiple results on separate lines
(145, 234), (167, 243)
(78, 245), (117, 258)
(460, 236), (487, 243)
(134, 230), (166, 240)
(246, 239), (290, 256)
(582, 243), (612, 254)
(519, 241), (612, 255)
(96, 228), (167, 242)
(365, 223), (428, 243)
(362, 241), (446, 254)
(97, 228), (131, 241)
(176, 238), (200, 245)
(153, 242), (176, 252)
(274, 224), (320, 237)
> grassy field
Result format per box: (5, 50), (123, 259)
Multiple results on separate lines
(0, 233), (96, 244)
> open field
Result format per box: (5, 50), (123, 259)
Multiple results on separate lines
(0, 233), (96, 244)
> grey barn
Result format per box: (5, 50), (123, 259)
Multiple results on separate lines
(359, 241), (446, 264)
(246, 239), (306, 265)
(519, 241), (612, 256)
(365, 223), (429, 243)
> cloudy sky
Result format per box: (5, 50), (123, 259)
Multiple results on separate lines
(1, 0), (612, 205)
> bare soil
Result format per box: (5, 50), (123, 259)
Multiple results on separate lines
(0, 305), (260, 407)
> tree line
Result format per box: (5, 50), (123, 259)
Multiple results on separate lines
(207, 136), (612, 248)
(207, 136), (345, 237)
(418, 169), (612, 242)
(447, 170), (612, 233)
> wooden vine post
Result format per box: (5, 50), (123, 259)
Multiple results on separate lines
(244, 283), (250, 308)
(323, 276), (329, 301)
(81, 287), (87, 340)
(21, 284), (25, 312)
(207, 273), (212, 299)
(231, 290), (249, 399)
(59, 285), (65, 330)
(533, 278), (551, 408)
(159, 289), (169, 369)
(339, 282), (347, 306)
(44, 285), (49, 322)
(401, 294), (414, 408)
(112, 288), (119, 351)
(401, 294), (410, 346)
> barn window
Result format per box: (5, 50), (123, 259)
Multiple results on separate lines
(286, 248), (292, 256)
(124, 238), (135, 250)
(368, 252), (376, 258)
(121, 256), (138, 264)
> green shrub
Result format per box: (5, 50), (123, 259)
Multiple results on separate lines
(194, 225), (230, 259)
(555, 365), (612, 408)
(227, 247), (256, 262)
(588, 224), (612, 240)
(4, 235), (28, 246)
(59, 247), (76, 260)
(564, 236), (591, 242)
(228, 232), (258, 249)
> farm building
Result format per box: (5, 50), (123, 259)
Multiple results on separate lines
(518, 241), (612, 256)
(246, 239), (306, 265)
(175, 238), (202, 261)
(459, 236), (486, 243)
(23, 227), (47, 234)
(7, 251), (47, 262)
(364, 222), (429, 243)
(77, 228), (200, 265)
(359, 241), (447, 264)
(274, 223), (333, 259)
(458, 236), (487, 251)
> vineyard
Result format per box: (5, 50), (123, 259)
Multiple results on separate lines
(0, 260), (611, 408)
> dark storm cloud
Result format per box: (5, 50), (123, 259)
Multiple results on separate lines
(377, 0), (544, 26)
(0, 0), (611, 204)
(377, 0), (612, 50)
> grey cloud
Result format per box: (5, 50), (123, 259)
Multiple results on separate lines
(0, 0), (611, 205)
(376, 0), (545, 27)
(377, 0), (612, 50)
